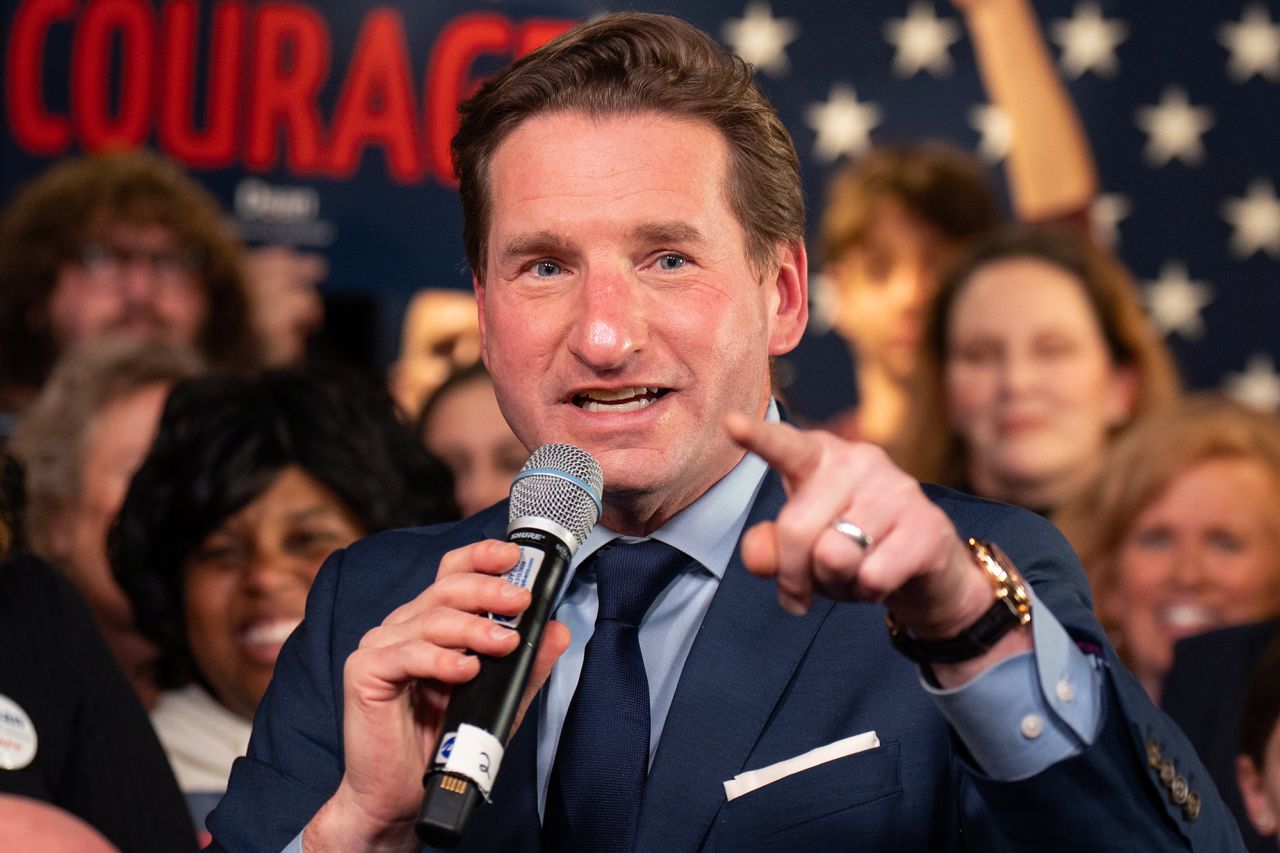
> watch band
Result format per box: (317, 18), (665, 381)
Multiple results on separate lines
(885, 538), (1032, 665)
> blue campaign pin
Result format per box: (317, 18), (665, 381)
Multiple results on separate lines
(0, 694), (37, 770)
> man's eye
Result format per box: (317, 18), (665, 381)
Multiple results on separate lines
(656, 253), (686, 271)
(533, 260), (562, 277)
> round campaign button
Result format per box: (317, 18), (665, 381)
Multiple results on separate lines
(0, 694), (37, 770)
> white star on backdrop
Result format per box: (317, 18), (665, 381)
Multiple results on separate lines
(883, 2), (961, 78)
(969, 104), (1011, 164)
(722, 2), (799, 78)
(1143, 261), (1214, 340)
(1219, 4), (1280, 83)
(1226, 353), (1280, 412)
(1090, 193), (1131, 249)
(806, 84), (882, 163)
(1223, 179), (1280, 258)
(1134, 87), (1214, 167)
(1051, 2), (1128, 79)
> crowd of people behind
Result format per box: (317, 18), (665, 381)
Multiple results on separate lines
(1, 2), (1280, 851)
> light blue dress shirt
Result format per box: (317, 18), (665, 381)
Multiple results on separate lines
(283, 401), (1103, 851)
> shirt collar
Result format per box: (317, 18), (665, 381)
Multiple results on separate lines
(572, 398), (777, 578)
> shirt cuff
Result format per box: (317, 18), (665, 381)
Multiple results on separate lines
(920, 594), (1104, 781)
(282, 831), (305, 853)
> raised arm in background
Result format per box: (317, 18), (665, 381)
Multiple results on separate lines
(958, 0), (1098, 220)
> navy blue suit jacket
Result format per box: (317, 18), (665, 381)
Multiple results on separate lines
(209, 477), (1242, 851)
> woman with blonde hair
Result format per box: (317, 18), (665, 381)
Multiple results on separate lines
(1056, 394), (1280, 704)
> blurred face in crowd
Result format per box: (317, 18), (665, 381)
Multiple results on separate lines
(422, 375), (527, 517)
(183, 466), (363, 719)
(830, 197), (961, 383)
(46, 222), (208, 351)
(1109, 457), (1280, 697)
(475, 111), (805, 534)
(390, 289), (482, 416)
(1238, 718), (1280, 841)
(54, 381), (170, 708)
(944, 256), (1136, 508)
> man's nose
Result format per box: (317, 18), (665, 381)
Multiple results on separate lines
(568, 270), (645, 370)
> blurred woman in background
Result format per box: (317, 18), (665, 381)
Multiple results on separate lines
(818, 0), (1099, 455)
(1057, 394), (1280, 703)
(909, 224), (1179, 514)
(11, 337), (203, 707)
(111, 366), (456, 839)
(418, 362), (526, 517)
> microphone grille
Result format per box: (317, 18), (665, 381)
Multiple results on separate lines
(508, 444), (604, 548)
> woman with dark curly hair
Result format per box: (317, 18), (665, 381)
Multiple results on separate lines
(110, 365), (457, 839)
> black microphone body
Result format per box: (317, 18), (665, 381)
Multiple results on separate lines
(442, 525), (569, 752)
(417, 445), (602, 848)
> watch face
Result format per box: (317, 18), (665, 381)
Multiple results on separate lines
(981, 540), (1032, 624)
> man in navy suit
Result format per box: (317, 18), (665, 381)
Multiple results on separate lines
(210, 12), (1241, 852)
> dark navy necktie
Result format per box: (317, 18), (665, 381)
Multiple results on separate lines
(542, 539), (689, 853)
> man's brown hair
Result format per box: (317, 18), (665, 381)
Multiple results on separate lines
(452, 12), (805, 279)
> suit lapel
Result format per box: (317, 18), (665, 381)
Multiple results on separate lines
(633, 471), (833, 852)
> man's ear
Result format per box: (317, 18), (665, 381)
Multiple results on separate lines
(1238, 753), (1279, 837)
(473, 274), (490, 369)
(767, 240), (808, 357)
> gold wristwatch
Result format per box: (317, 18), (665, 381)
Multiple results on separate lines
(886, 538), (1032, 664)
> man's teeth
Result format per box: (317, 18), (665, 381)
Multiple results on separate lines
(576, 387), (662, 412)
(242, 618), (302, 647)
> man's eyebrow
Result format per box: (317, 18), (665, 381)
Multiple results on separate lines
(631, 221), (706, 246)
(497, 231), (567, 264)
(496, 223), (706, 264)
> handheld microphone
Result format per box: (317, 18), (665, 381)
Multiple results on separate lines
(416, 443), (603, 847)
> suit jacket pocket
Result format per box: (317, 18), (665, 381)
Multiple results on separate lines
(712, 740), (902, 851)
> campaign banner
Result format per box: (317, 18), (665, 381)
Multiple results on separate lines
(2, 0), (589, 297)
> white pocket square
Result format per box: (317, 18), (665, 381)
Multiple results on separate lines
(723, 730), (880, 801)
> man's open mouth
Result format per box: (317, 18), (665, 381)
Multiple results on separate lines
(572, 387), (669, 413)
